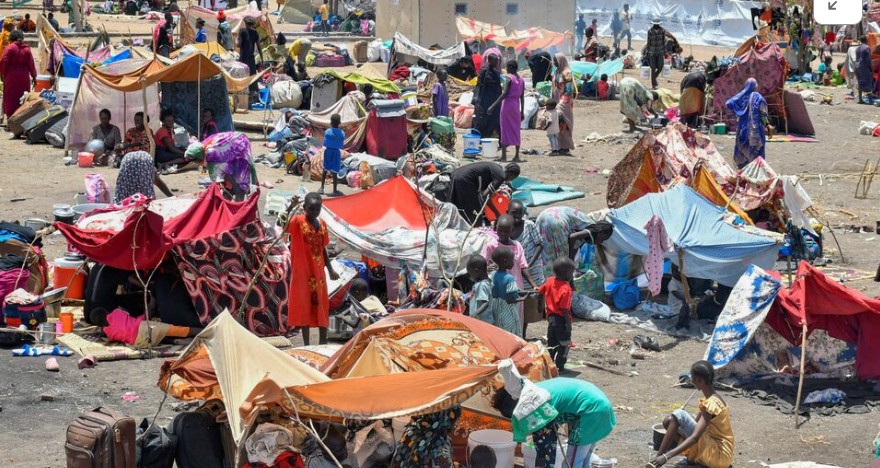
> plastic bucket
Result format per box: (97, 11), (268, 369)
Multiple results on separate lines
(53, 254), (87, 300)
(463, 129), (481, 154)
(77, 152), (94, 168)
(35, 75), (53, 92)
(640, 66), (650, 79)
(480, 138), (499, 159)
(520, 440), (567, 468)
(468, 429), (516, 468)
(712, 123), (727, 135)
(662, 64), (671, 78)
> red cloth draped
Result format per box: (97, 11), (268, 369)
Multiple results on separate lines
(286, 215), (330, 328)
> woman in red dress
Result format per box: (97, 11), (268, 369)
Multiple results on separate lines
(287, 193), (338, 345)
(0, 30), (36, 122)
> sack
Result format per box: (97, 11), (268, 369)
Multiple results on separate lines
(65, 406), (136, 468)
(429, 116), (454, 135)
(270, 81), (303, 109)
(85, 174), (111, 204)
(452, 105), (474, 129)
(2, 300), (46, 329)
(610, 279), (640, 310)
(523, 294), (544, 323)
(45, 114), (69, 148)
(367, 39), (383, 62)
(353, 40), (368, 63)
(172, 408), (228, 468)
(136, 418), (176, 468)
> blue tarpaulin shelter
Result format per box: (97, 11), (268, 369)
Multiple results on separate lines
(61, 49), (132, 78)
(606, 185), (779, 286)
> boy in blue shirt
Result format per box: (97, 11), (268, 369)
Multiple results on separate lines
(321, 113), (345, 196)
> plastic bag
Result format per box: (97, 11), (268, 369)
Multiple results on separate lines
(85, 173), (110, 204)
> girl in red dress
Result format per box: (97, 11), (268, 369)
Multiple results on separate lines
(287, 193), (338, 345)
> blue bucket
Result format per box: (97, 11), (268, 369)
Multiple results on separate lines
(463, 129), (481, 155)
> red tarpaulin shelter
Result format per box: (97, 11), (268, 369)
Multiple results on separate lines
(767, 261), (880, 380)
(321, 175), (433, 232)
(56, 185), (258, 271)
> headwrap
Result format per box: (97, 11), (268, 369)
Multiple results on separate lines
(217, 9), (226, 21)
(482, 47), (503, 73)
(498, 360), (559, 442)
(726, 78), (758, 117)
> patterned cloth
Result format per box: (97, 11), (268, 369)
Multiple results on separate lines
(160, 76), (233, 136)
(204, 132), (257, 193)
(643, 215), (672, 296)
(123, 126), (153, 154)
(726, 78), (768, 168)
(646, 26), (667, 57)
(618, 77), (652, 123)
(532, 421), (560, 466)
(551, 53), (576, 150)
(514, 219), (545, 285)
(535, 207), (604, 277)
(392, 407), (461, 468)
(114, 151), (156, 203)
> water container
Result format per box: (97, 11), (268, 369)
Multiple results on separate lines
(480, 138), (499, 159)
(35, 75), (53, 92)
(662, 64), (671, 78)
(463, 129), (481, 155)
(53, 253), (87, 300)
(521, 440), (567, 468)
(77, 152), (94, 168)
(640, 66), (650, 79)
(468, 429), (516, 468)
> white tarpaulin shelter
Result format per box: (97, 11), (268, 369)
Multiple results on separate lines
(391, 32), (467, 67)
(577, 0), (755, 48)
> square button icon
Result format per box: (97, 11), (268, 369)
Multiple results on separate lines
(814, 0), (862, 25)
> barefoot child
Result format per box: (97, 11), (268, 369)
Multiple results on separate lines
(482, 215), (537, 336)
(287, 193), (340, 345)
(539, 257), (575, 372)
(539, 99), (561, 155)
(321, 113), (345, 196)
(466, 255), (493, 324)
(649, 360), (734, 468)
(489, 247), (522, 334)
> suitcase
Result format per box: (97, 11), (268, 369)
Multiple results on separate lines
(45, 114), (69, 148)
(25, 106), (68, 144)
(314, 53), (346, 68)
(65, 407), (136, 468)
(172, 405), (229, 468)
(7, 97), (50, 137)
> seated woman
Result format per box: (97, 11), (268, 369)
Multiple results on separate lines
(648, 360), (734, 468)
(114, 151), (174, 203)
(119, 112), (153, 166)
(88, 108), (122, 166)
(154, 109), (191, 170)
(201, 108), (219, 141)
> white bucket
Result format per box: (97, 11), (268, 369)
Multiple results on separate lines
(662, 64), (671, 78)
(468, 429), (516, 468)
(520, 441), (567, 468)
(463, 129), (481, 154)
(481, 138), (499, 159)
(640, 66), (650, 79)
(391, 417), (409, 442)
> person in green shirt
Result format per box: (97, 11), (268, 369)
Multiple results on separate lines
(493, 377), (617, 468)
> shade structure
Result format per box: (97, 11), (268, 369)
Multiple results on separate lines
(606, 185), (780, 287)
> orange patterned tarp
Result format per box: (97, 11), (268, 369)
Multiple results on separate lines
(455, 16), (571, 52)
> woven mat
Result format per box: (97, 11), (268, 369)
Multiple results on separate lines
(57, 329), (293, 361)
(816, 265), (875, 283)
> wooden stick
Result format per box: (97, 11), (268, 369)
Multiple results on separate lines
(583, 360), (629, 377)
(793, 321), (808, 429)
(677, 249), (695, 318)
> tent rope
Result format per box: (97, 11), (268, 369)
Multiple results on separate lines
(282, 388), (343, 468)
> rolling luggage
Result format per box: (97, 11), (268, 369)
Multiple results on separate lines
(314, 53), (346, 68)
(45, 114), (69, 149)
(7, 97), (50, 137)
(23, 105), (67, 144)
(65, 407), (136, 468)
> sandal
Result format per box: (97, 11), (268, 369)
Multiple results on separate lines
(12, 344), (42, 357)
(50, 345), (73, 357)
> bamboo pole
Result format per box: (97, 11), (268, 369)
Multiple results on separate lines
(142, 75), (156, 157)
(793, 320), (809, 428)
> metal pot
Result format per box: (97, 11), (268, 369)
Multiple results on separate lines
(53, 207), (76, 224)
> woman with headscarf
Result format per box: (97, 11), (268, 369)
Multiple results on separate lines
(618, 76), (654, 132)
(726, 78), (769, 168)
(535, 207), (613, 275)
(0, 30), (35, 122)
(490, 60), (525, 162)
(0, 18), (15, 62)
(473, 48), (503, 138)
(855, 35), (873, 104)
(551, 53), (577, 155)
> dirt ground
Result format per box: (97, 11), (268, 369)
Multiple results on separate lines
(0, 6), (879, 467)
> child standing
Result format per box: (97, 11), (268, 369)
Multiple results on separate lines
(540, 99), (561, 155)
(287, 193), (340, 345)
(321, 113), (345, 196)
(489, 247), (522, 335)
(668, 263), (689, 329)
(539, 257), (576, 372)
(433, 68), (450, 117)
(466, 255), (493, 324)
(482, 215), (537, 336)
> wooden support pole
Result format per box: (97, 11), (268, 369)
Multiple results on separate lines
(793, 320), (808, 428)
(677, 248), (695, 318)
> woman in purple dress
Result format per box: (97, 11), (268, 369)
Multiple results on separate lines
(490, 60), (525, 162)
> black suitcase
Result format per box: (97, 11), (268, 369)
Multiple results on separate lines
(171, 407), (230, 468)
(23, 105), (67, 144)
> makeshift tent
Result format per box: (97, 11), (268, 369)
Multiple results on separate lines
(320, 308), (555, 430)
(704, 264), (873, 385)
(320, 176), (490, 277)
(161, 75), (234, 136)
(56, 186), (292, 336)
(36, 13), (114, 75)
(711, 41), (810, 134)
(160, 311), (497, 443)
(455, 17), (570, 52)
(606, 185), (780, 287)
(388, 32), (467, 74)
(180, 4), (274, 47)
(606, 124), (751, 222)
(65, 54), (260, 151)
(306, 93), (368, 152)
(319, 69), (400, 94)
(61, 49), (130, 78)
(170, 41), (231, 60)
(365, 101), (408, 160)
(570, 57), (625, 82)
